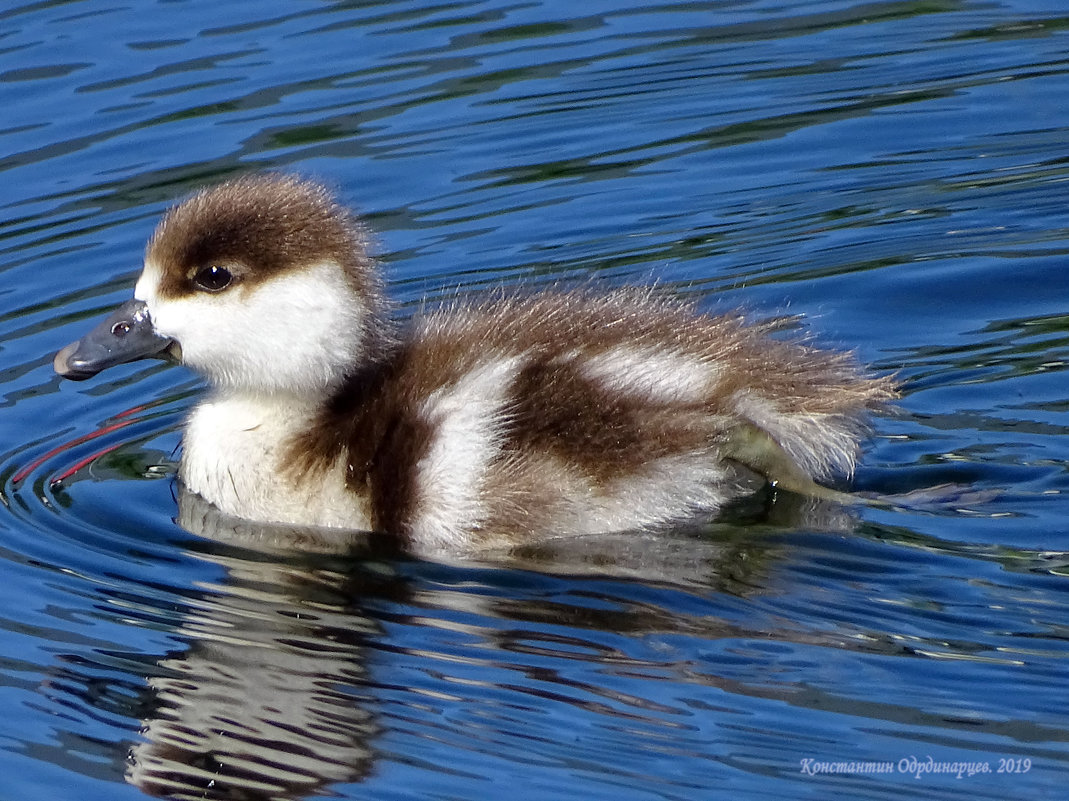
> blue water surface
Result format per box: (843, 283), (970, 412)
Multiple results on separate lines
(1, 1), (1068, 799)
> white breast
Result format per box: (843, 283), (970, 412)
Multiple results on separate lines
(180, 392), (370, 530)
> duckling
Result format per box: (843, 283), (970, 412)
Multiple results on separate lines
(54, 174), (894, 552)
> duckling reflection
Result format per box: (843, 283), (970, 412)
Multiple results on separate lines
(127, 491), (405, 801)
(126, 471), (877, 800)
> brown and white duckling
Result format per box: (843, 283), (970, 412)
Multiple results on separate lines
(54, 174), (894, 552)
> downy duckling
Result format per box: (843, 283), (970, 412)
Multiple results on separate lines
(54, 174), (894, 552)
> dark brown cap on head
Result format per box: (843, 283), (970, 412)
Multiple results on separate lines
(145, 173), (377, 300)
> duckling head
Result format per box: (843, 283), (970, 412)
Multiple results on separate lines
(55, 174), (393, 396)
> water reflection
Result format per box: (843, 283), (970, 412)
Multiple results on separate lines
(121, 482), (864, 799)
(127, 496), (404, 800)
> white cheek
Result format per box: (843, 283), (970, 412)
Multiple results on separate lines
(134, 260), (162, 307)
(148, 262), (366, 393)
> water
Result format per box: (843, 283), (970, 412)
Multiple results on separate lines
(2, 1), (1068, 799)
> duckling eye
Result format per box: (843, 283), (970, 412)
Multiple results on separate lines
(193, 265), (233, 293)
